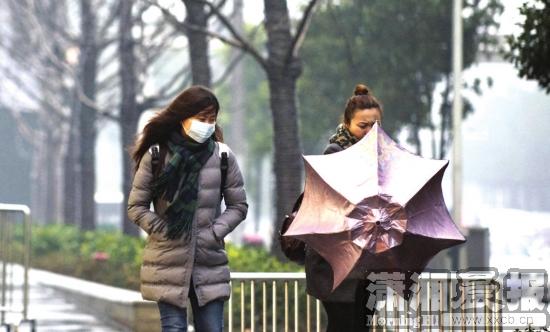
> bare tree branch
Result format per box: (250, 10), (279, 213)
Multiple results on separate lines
(149, 0), (267, 69)
(165, 74), (193, 99)
(97, 48), (120, 74)
(153, 2), (230, 42)
(75, 87), (119, 121)
(0, 102), (40, 144)
(153, 63), (191, 97)
(0, 64), (67, 120)
(134, 64), (193, 113)
(327, 2), (356, 74)
(142, 72), (193, 110)
(141, 27), (180, 66)
(97, 0), (122, 38)
(97, 72), (119, 94)
(205, 0), (227, 20)
(32, 3), (78, 45)
(212, 50), (245, 87)
(212, 20), (262, 87)
(97, 36), (118, 49)
(196, 0), (267, 68)
(286, 0), (319, 65)
(12, 0), (75, 76)
(10, 1), (120, 122)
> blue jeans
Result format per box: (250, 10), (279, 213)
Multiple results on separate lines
(157, 284), (224, 332)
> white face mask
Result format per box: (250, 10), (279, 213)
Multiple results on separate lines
(185, 119), (216, 143)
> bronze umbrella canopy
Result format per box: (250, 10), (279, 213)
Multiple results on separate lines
(284, 123), (466, 291)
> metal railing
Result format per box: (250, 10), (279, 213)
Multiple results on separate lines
(227, 271), (503, 332)
(0, 204), (35, 331)
(228, 272), (323, 332)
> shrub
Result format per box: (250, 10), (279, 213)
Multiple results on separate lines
(26, 224), (302, 291)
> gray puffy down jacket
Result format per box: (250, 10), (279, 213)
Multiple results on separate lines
(127, 142), (248, 308)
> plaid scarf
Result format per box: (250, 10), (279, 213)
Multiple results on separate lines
(151, 132), (215, 240)
(328, 123), (359, 149)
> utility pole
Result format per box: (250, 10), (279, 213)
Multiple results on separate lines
(452, 0), (464, 269)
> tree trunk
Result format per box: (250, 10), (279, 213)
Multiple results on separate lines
(45, 130), (64, 223)
(30, 123), (63, 225)
(410, 117), (422, 156)
(251, 157), (262, 232)
(264, 0), (304, 258)
(43, 0), (68, 224)
(119, 0), (141, 236)
(267, 73), (303, 258)
(183, 0), (211, 86)
(121, 116), (140, 236)
(79, 0), (98, 231)
(30, 130), (47, 224)
(64, 89), (81, 225)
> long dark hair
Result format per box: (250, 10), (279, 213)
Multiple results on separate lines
(131, 85), (223, 173)
(343, 83), (383, 125)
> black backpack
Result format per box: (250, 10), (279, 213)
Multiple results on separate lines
(151, 144), (228, 199)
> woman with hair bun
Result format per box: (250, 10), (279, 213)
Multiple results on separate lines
(324, 84), (383, 154)
(305, 83), (383, 332)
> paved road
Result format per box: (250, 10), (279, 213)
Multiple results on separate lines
(2, 265), (124, 332)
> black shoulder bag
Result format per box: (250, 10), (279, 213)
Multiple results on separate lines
(279, 193), (306, 264)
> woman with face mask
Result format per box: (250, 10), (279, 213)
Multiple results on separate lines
(128, 85), (248, 332)
(305, 84), (382, 332)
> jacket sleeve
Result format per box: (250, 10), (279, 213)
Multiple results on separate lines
(212, 148), (248, 240)
(127, 151), (166, 235)
(323, 143), (343, 155)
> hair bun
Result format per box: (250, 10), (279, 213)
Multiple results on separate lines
(354, 84), (370, 96)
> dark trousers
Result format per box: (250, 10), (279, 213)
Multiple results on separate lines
(322, 279), (375, 332)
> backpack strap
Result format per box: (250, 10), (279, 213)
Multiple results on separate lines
(218, 143), (230, 200)
(149, 143), (229, 199)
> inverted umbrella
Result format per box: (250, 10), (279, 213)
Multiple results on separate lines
(284, 123), (465, 292)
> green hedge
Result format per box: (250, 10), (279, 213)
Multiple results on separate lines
(21, 224), (302, 290)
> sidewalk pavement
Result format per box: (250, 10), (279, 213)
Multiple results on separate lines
(3, 265), (124, 331)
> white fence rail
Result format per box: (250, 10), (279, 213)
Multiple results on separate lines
(227, 271), (503, 332)
(0, 204), (35, 331)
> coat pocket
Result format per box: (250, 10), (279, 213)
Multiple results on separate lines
(205, 224), (224, 250)
(210, 224), (225, 249)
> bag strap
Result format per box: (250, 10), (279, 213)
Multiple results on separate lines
(150, 143), (228, 199)
(218, 142), (231, 200)
(151, 145), (160, 176)
(149, 143), (166, 179)
(220, 151), (228, 200)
